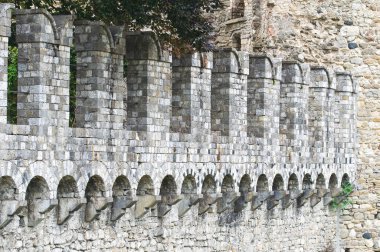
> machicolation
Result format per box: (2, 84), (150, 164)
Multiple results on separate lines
(0, 3), (358, 251)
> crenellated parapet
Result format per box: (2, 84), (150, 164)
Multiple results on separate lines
(125, 31), (172, 139)
(0, 7), (357, 243)
(0, 3), (13, 124)
(74, 20), (125, 130)
(15, 9), (73, 127)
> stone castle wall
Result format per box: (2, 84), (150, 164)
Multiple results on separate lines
(0, 4), (359, 251)
(213, 0), (379, 251)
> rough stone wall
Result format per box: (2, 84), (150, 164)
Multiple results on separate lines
(214, 0), (379, 251)
(0, 4), (359, 252)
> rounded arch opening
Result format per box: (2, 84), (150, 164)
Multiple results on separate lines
(239, 174), (251, 193)
(341, 173), (350, 186)
(181, 175), (197, 195)
(0, 176), (17, 200)
(302, 174), (313, 190)
(160, 175), (177, 196)
(201, 175), (216, 195)
(272, 174), (284, 191)
(221, 174), (234, 193)
(328, 174), (338, 189)
(57, 176), (79, 199)
(316, 174), (326, 189)
(288, 173), (299, 191)
(26, 176), (50, 201)
(137, 175), (154, 196)
(256, 174), (268, 192)
(85, 175), (106, 198)
(112, 176), (132, 197)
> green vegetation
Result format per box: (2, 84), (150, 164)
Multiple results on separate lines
(2, 0), (222, 51)
(330, 181), (354, 210)
(7, 45), (17, 124)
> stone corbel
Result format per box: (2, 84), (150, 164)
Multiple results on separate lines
(310, 188), (329, 207)
(323, 188), (341, 206)
(0, 200), (26, 229)
(178, 194), (202, 217)
(85, 197), (113, 222)
(157, 194), (183, 218)
(267, 191), (286, 210)
(217, 191), (241, 213)
(111, 195), (138, 221)
(297, 189), (317, 207)
(57, 197), (87, 225)
(282, 190), (302, 209)
(251, 191), (272, 210)
(234, 191), (254, 212)
(28, 199), (58, 227)
(134, 195), (161, 219)
(198, 193), (223, 215)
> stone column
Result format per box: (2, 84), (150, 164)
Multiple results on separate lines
(74, 20), (115, 130)
(335, 73), (356, 167)
(280, 62), (310, 164)
(109, 26), (126, 130)
(51, 15), (73, 128)
(16, 10), (72, 127)
(211, 49), (249, 138)
(247, 55), (281, 159)
(125, 31), (172, 140)
(16, 10), (58, 126)
(171, 52), (213, 142)
(0, 4), (13, 124)
(309, 67), (331, 166)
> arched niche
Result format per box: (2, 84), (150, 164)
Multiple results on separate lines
(316, 174), (326, 189)
(256, 174), (269, 192)
(181, 175), (197, 195)
(217, 174), (239, 213)
(26, 176), (50, 205)
(178, 175), (198, 217)
(0, 176), (17, 200)
(202, 175), (216, 195)
(85, 175), (106, 198)
(310, 173), (328, 207)
(283, 174), (300, 209)
(57, 176), (83, 225)
(112, 176), (132, 198)
(25, 176), (53, 227)
(234, 174), (252, 212)
(252, 175), (271, 210)
(135, 175), (159, 219)
(198, 175), (217, 215)
(85, 175), (110, 222)
(296, 174), (314, 208)
(160, 175), (177, 196)
(328, 174), (338, 189)
(158, 175), (179, 217)
(302, 174), (313, 190)
(0, 176), (23, 228)
(239, 174), (251, 194)
(57, 176), (79, 199)
(221, 175), (234, 193)
(110, 176), (135, 221)
(272, 174), (284, 191)
(137, 175), (154, 196)
(288, 173), (299, 191)
(341, 173), (350, 186)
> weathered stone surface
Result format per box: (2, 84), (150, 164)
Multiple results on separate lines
(0, 2), (366, 251)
